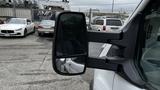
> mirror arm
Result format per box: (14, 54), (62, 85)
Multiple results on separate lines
(88, 31), (123, 43)
(87, 56), (126, 71)
(104, 56), (126, 64)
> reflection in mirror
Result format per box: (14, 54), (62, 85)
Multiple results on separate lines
(56, 56), (85, 74)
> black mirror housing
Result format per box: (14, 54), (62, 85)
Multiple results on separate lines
(52, 12), (88, 75)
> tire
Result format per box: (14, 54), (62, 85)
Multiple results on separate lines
(38, 32), (42, 36)
(5, 3), (10, 7)
(24, 29), (27, 37)
(90, 80), (94, 90)
(1, 5), (5, 7)
(33, 27), (36, 33)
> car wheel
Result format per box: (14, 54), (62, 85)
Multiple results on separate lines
(1, 5), (5, 7)
(24, 29), (27, 37)
(5, 3), (10, 7)
(38, 32), (42, 36)
(90, 80), (94, 90)
(33, 27), (36, 33)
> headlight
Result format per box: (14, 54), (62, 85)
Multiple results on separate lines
(16, 28), (23, 31)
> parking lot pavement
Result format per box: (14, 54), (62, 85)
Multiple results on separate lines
(0, 33), (104, 90)
(80, 42), (104, 84)
(0, 34), (89, 90)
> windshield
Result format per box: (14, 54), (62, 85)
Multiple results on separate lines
(106, 19), (122, 26)
(40, 20), (55, 26)
(93, 20), (104, 25)
(8, 18), (26, 24)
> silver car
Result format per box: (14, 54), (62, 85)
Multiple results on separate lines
(37, 20), (55, 36)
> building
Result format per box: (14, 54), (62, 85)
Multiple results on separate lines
(37, 0), (70, 10)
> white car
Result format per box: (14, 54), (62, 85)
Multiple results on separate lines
(0, 18), (35, 37)
(91, 18), (123, 32)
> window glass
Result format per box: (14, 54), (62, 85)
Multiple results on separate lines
(140, 3), (160, 90)
(106, 19), (122, 26)
(93, 20), (104, 25)
(8, 18), (26, 24)
(40, 20), (55, 26)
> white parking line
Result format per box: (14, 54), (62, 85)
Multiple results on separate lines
(99, 44), (112, 57)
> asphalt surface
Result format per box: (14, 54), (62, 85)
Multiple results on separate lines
(0, 33), (104, 90)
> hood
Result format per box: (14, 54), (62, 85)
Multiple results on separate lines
(0, 24), (26, 30)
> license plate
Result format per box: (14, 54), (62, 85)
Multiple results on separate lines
(5, 34), (10, 37)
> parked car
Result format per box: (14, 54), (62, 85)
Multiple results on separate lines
(37, 20), (55, 36)
(91, 18), (123, 32)
(0, 18), (35, 37)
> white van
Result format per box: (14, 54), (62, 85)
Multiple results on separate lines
(52, 0), (160, 90)
(91, 18), (123, 32)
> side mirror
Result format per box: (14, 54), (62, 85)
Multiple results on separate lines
(52, 12), (88, 75)
(27, 22), (31, 25)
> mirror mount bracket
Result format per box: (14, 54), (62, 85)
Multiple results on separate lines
(88, 31), (123, 44)
(87, 56), (126, 71)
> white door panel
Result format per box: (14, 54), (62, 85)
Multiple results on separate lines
(93, 42), (143, 90)
(93, 44), (114, 90)
(113, 74), (145, 90)
(93, 70), (115, 90)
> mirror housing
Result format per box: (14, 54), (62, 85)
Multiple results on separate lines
(52, 12), (88, 75)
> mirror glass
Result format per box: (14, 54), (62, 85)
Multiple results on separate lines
(53, 12), (87, 75)
(56, 56), (85, 74)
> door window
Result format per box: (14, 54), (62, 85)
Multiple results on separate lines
(106, 19), (122, 26)
(140, 5), (160, 90)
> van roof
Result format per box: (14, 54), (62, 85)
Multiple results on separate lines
(96, 18), (122, 21)
(11, 18), (28, 20)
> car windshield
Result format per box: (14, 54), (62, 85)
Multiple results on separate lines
(40, 20), (55, 26)
(106, 19), (122, 26)
(8, 18), (26, 24)
(93, 20), (104, 25)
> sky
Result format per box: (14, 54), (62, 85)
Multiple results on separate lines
(51, 0), (141, 12)
(69, 0), (140, 5)
(68, 0), (141, 12)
